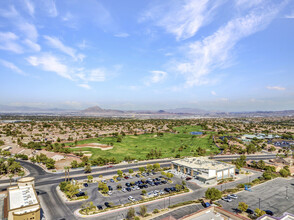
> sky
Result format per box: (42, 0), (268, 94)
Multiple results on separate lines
(0, 0), (294, 112)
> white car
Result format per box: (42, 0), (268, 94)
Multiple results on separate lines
(228, 194), (238, 199)
(108, 191), (112, 195)
(128, 196), (136, 202)
(121, 188), (127, 193)
(222, 197), (232, 202)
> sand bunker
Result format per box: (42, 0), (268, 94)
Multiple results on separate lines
(75, 143), (113, 150)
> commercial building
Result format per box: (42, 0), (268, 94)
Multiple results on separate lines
(171, 157), (235, 184)
(7, 177), (40, 220)
(182, 206), (250, 220)
(257, 212), (294, 220)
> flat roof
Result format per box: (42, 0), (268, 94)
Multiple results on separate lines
(172, 157), (235, 170)
(9, 185), (38, 210)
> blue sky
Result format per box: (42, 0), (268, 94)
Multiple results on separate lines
(0, 0), (293, 111)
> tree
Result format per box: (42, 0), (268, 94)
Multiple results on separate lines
(262, 171), (272, 180)
(139, 167), (146, 173)
(146, 164), (153, 172)
(238, 202), (248, 212)
(87, 175), (93, 182)
(117, 170), (123, 177)
(279, 168), (290, 177)
(71, 160), (78, 168)
(9, 174), (13, 186)
(205, 188), (222, 201)
(139, 205), (147, 217)
(64, 183), (79, 199)
(175, 184), (182, 192)
(84, 164), (91, 173)
(129, 169), (134, 174)
(45, 158), (55, 169)
(126, 207), (135, 220)
(257, 160), (266, 170)
(142, 190), (147, 195)
(255, 208), (266, 217)
(153, 163), (160, 171)
(98, 182), (109, 194)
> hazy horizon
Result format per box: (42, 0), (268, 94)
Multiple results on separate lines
(0, 0), (294, 112)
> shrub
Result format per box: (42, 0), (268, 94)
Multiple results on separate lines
(153, 209), (159, 214)
(205, 188), (222, 201)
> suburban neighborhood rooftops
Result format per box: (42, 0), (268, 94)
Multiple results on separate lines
(172, 157), (235, 170)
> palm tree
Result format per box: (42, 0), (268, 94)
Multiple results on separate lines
(9, 174), (13, 186)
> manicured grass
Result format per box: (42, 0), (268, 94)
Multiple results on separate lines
(69, 125), (219, 161)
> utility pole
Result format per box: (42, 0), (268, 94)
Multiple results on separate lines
(286, 186), (288, 200)
(164, 197), (166, 209)
(259, 198), (261, 209)
(169, 196), (171, 207)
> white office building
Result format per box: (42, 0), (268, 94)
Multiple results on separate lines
(171, 157), (235, 184)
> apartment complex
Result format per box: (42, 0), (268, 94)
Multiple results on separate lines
(171, 157), (235, 184)
(7, 177), (40, 220)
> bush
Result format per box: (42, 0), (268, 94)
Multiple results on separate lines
(205, 188), (222, 201)
(238, 202), (248, 212)
(153, 209), (159, 214)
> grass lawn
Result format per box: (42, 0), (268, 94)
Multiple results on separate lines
(68, 125), (219, 161)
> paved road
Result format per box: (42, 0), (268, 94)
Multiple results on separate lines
(219, 177), (294, 217)
(211, 154), (276, 161)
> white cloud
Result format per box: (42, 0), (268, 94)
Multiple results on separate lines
(77, 40), (89, 50)
(0, 59), (25, 75)
(211, 91), (216, 95)
(285, 12), (294, 19)
(62, 12), (73, 21)
(146, 70), (167, 85)
(266, 86), (286, 91)
(140, 0), (224, 40)
(23, 39), (41, 52)
(23, 0), (35, 16)
(0, 6), (19, 18)
(114, 33), (130, 38)
(235, 0), (264, 9)
(0, 32), (23, 54)
(44, 35), (84, 61)
(88, 69), (106, 82)
(17, 21), (38, 41)
(45, 0), (58, 17)
(26, 54), (72, 80)
(78, 84), (91, 89)
(175, 2), (285, 87)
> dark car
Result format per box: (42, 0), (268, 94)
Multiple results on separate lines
(246, 209), (254, 215)
(110, 179), (114, 182)
(161, 180), (167, 184)
(104, 202), (111, 208)
(125, 183), (131, 187)
(164, 188), (170, 192)
(264, 210), (274, 216)
(83, 183), (88, 187)
(186, 177), (192, 181)
(108, 186), (113, 191)
(97, 205), (103, 210)
(124, 176), (129, 179)
(126, 187), (132, 191)
(75, 191), (85, 197)
(136, 174), (140, 178)
(84, 170), (91, 173)
(116, 177), (121, 181)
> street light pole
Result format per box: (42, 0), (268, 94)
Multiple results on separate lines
(286, 186), (288, 200)
(259, 198), (261, 210)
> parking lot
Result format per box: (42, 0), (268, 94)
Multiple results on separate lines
(219, 177), (294, 217)
(77, 172), (186, 210)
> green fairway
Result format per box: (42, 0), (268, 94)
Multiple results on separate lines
(69, 125), (219, 161)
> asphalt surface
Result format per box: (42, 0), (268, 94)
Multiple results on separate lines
(219, 177), (294, 217)
(0, 159), (264, 220)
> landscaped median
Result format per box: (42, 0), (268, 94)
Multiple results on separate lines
(74, 187), (192, 218)
(57, 181), (89, 203)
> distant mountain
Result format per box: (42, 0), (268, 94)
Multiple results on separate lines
(0, 105), (69, 113)
(81, 105), (124, 114)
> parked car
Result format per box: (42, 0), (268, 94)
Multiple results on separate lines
(107, 191), (112, 195)
(116, 177), (121, 181)
(121, 188), (127, 193)
(83, 183), (88, 187)
(75, 191), (85, 197)
(228, 194), (238, 199)
(125, 183), (131, 187)
(264, 210), (274, 216)
(126, 187), (132, 192)
(136, 174), (140, 178)
(164, 188), (170, 192)
(101, 180), (107, 183)
(110, 179), (114, 182)
(128, 196), (135, 202)
(186, 177), (192, 181)
(97, 205), (103, 210)
(124, 176), (129, 179)
(108, 186), (113, 191)
(104, 202), (111, 208)
(222, 197), (232, 202)
(246, 209), (255, 215)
